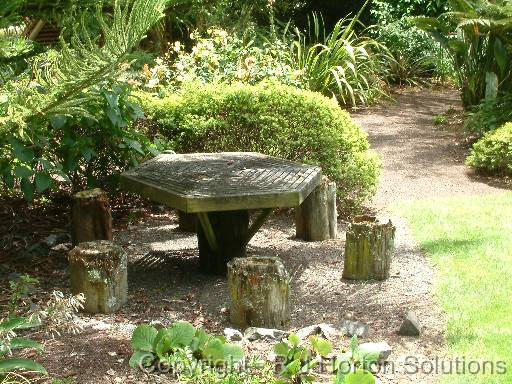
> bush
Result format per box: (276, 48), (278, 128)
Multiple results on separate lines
(466, 122), (512, 175)
(465, 94), (512, 135)
(138, 82), (380, 210)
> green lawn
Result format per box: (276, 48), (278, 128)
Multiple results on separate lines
(397, 192), (512, 384)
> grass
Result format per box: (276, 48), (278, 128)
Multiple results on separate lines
(396, 192), (512, 384)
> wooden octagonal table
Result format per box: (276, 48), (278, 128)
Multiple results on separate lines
(120, 152), (322, 274)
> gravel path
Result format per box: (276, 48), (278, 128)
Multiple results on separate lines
(352, 87), (507, 208)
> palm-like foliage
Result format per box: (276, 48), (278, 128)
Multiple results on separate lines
(413, 0), (512, 108)
(290, 7), (390, 106)
(2, 0), (167, 131)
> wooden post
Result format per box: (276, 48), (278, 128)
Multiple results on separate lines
(178, 210), (197, 232)
(343, 216), (395, 281)
(69, 240), (128, 314)
(295, 176), (337, 241)
(197, 210), (249, 275)
(228, 256), (290, 328)
(71, 188), (112, 246)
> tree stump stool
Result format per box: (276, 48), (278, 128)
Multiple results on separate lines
(178, 210), (197, 232)
(228, 256), (290, 328)
(71, 188), (112, 246)
(69, 240), (128, 314)
(296, 176), (337, 241)
(343, 216), (396, 281)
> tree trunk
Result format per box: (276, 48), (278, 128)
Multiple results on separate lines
(228, 256), (290, 328)
(69, 240), (128, 314)
(178, 210), (196, 232)
(296, 176), (337, 241)
(343, 216), (395, 281)
(197, 210), (249, 275)
(71, 188), (112, 246)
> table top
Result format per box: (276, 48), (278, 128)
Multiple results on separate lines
(120, 152), (322, 213)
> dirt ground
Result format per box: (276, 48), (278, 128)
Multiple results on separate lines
(3, 87), (510, 384)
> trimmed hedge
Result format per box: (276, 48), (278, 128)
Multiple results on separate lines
(137, 82), (380, 210)
(466, 122), (512, 175)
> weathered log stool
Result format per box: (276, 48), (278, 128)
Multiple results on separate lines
(343, 216), (396, 281)
(69, 240), (128, 313)
(71, 188), (112, 246)
(228, 256), (290, 328)
(296, 176), (337, 241)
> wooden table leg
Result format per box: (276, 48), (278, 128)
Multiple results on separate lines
(197, 210), (249, 274)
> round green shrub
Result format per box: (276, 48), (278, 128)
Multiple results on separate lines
(466, 122), (512, 175)
(137, 82), (381, 210)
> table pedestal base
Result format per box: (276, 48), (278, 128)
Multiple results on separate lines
(197, 210), (249, 274)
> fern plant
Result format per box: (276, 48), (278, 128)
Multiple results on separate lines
(0, 0), (167, 199)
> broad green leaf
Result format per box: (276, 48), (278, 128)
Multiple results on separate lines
(0, 317), (27, 331)
(485, 72), (498, 99)
(494, 38), (508, 77)
(35, 173), (52, 193)
(345, 369), (375, 384)
(288, 333), (300, 346)
(9, 138), (34, 162)
(166, 321), (196, 348)
(21, 179), (34, 200)
(310, 336), (332, 356)
(153, 329), (172, 358)
(129, 351), (154, 369)
(274, 342), (289, 356)
(202, 337), (225, 364)
(0, 358), (47, 374)
(131, 324), (157, 352)
(9, 337), (44, 352)
(285, 359), (301, 375)
(15, 166), (33, 178)
(190, 329), (211, 353)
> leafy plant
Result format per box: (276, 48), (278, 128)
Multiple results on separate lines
(274, 333), (332, 383)
(466, 121), (512, 175)
(332, 336), (378, 384)
(0, 0), (168, 199)
(412, 0), (512, 109)
(129, 321), (244, 374)
(433, 113), (448, 125)
(137, 81), (381, 212)
(465, 93), (512, 135)
(290, 7), (390, 106)
(0, 316), (46, 377)
(7, 275), (38, 319)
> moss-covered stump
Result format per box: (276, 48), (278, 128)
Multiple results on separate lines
(69, 240), (128, 314)
(71, 188), (112, 246)
(295, 176), (337, 241)
(343, 216), (395, 281)
(228, 256), (290, 328)
(178, 210), (196, 232)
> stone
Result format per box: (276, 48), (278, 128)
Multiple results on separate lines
(398, 311), (421, 336)
(359, 341), (392, 361)
(244, 327), (287, 342)
(51, 242), (72, 252)
(224, 328), (243, 342)
(340, 319), (369, 338)
(296, 323), (340, 341)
